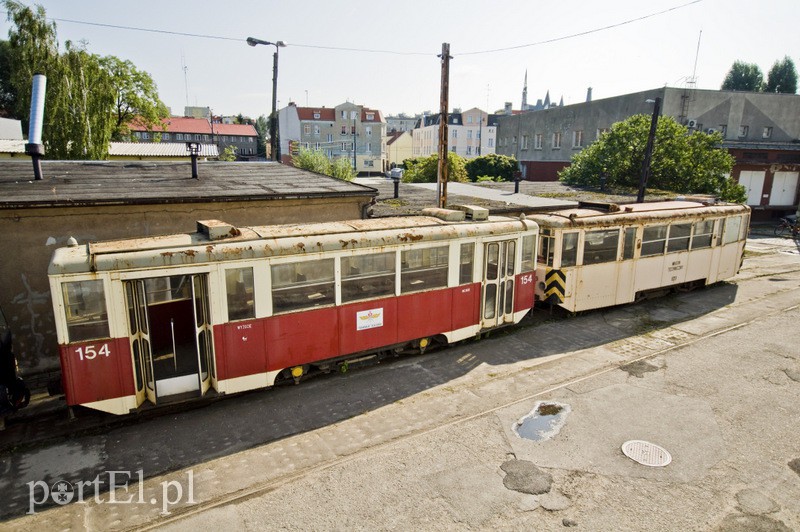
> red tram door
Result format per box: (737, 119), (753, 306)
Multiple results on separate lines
(481, 240), (516, 329)
(125, 274), (215, 406)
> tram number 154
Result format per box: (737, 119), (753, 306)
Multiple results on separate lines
(76, 343), (111, 361)
(520, 274), (534, 285)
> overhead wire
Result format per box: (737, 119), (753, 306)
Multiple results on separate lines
(3, 0), (703, 58)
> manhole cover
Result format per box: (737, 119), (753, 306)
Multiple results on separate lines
(621, 440), (672, 467)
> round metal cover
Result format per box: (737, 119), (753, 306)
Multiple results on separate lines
(621, 440), (672, 467)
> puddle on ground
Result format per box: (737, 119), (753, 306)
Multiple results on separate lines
(513, 401), (570, 442)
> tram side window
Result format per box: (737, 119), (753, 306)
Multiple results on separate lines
(691, 220), (714, 249)
(622, 227), (636, 260)
(271, 259), (335, 314)
(341, 252), (396, 303)
(401, 246), (449, 293)
(61, 280), (110, 342)
(740, 214), (750, 240)
(225, 268), (255, 321)
(521, 235), (535, 272)
(538, 230), (554, 267)
(560, 232), (578, 267)
(667, 223), (691, 252)
(459, 243), (474, 284)
(641, 225), (667, 256)
(582, 229), (619, 265)
(723, 215), (743, 245)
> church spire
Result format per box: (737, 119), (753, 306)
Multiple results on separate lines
(522, 70), (528, 111)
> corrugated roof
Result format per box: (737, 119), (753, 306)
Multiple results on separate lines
(109, 142), (219, 157)
(0, 160), (377, 209)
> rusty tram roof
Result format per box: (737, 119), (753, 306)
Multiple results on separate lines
(525, 201), (751, 229)
(0, 160), (377, 209)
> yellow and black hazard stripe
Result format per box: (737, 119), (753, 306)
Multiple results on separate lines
(544, 268), (566, 304)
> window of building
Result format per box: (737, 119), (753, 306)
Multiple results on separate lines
(488, 138), (494, 147)
(271, 259), (335, 313)
(327, 134), (333, 142)
(467, 115), (473, 124)
(534, 134), (543, 150)
(163, 133), (170, 140)
(641, 225), (667, 256)
(176, 133), (183, 141)
(195, 134), (201, 141)
(141, 132), (150, 140)
(366, 126), (372, 136)
(453, 118), (459, 124)
(203, 135), (210, 141)
(667, 223), (691, 252)
(552, 132), (562, 149)
(225, 267), (255, 321)
(304, 124), (311, 135)
(719, 125), (728, 136)
(62, 280), (109, 342)
(452, 130), (458, 139)
(351, 111), (357, 120)
(365, 159), (374, 166)
(466, 146), (472, 155)
(341, 111), (347, 119)
(366, 113), (374, 120)
(350, 126), (356, 135)
(341, 125), (347, 135)
(341, 252), (395, 303)
(467, 130), (473, 139)
(583, 229), (619, 264)
(738, 125), (749, 137)
(401, 246), (448, 293)
(573, 130), (583, 148)
(561, 232), (578, 267)
(366, 142), (371, 152)
(248, 137), (254, 143)
(762, 127), (773, 139)
(521, 135), (529, 150)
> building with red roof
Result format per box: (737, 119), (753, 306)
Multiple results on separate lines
(129, 116), (261, 160)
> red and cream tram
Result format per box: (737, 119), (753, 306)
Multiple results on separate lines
(526, 201), (750, 312)
(48, 212), (538, 415)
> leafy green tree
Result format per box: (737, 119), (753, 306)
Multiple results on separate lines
(0, 40), (14, 117)
(291, 147), (354, 181)
(218, 145), (237, 161)
(402, 152), (468, 183)
(101, 56), (168, 140)
(254, 114), (268, 158)
(721, 61), (764, 92)
(465, 153), (518, 182)
(765, 56), (798, 94)
(559, 114), (743, 202)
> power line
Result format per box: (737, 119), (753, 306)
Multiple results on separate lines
(459, 0), (703, 55)
(4, 1), (703, 58)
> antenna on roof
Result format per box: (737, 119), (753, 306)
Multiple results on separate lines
(182, 53), (189, 108)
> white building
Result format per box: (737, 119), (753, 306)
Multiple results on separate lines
(411, 108), (497, 159)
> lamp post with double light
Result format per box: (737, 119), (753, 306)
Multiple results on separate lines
(246, 37), (287, 162)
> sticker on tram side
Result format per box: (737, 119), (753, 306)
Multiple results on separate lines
(544, 269), (566, 303)
(356, 308), (384, 331)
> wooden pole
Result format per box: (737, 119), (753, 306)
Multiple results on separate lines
(437, 43), (451, 209)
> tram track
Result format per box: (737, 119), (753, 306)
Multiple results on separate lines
(134, 282), (800, 531)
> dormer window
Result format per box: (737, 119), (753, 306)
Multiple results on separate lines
(313, 112), (320, 119)
(366, 113), (374, 120)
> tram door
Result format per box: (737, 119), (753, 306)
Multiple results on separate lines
(126, 280), (155, 407)
(481, 240), (516, 329)
(125, 274), (215, 404)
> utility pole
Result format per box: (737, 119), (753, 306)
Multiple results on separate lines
(637, 96), (662, 203)
(437, 43), (451, 209)
(352, 111), (357, 173)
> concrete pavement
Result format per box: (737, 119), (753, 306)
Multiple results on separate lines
(3, 233), (800, 530)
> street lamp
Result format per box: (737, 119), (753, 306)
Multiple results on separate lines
(637, 96), (662, 203)
(246, 37), (287, 162)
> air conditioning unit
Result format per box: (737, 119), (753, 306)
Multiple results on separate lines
(687, 119), (698, 129)
(706, 128), (717, 134)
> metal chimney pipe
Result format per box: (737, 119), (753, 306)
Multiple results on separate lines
(186, 142), (201, 179)
(25, 74), (46, 181)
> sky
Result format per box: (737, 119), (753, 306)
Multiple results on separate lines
(2, 0), (798, 120)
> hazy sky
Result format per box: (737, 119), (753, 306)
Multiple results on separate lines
(2, 0), (798, 119)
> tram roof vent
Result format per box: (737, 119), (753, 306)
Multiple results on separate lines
(196, 219), (240, 240)
(452, 204), (489, 221)
(578, 200), (620, 213)
(421, 207), (466, 222)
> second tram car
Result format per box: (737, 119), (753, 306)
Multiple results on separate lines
(48, 213), (538, 415)
(526, 201), (750, 312)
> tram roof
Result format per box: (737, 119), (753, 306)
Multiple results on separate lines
(525, 201), (750, 229)
(49, 215), (538, 275)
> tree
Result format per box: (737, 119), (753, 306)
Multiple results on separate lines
(465, 153), (518, 182)
(0, 40), (15, 117)
(721, 61), (764, 92)
(100, 56), (168, 140)
(402, 152), (468, 183)
(254, 114), (268, 158)
(765, 56), (798, 94)
(3, 0), (166, 159)
(291, 147), (354, 181)
(559, 114), (744, 202)
(218, 145), (237, 161)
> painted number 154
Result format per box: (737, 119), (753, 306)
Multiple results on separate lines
(76, 344), (111, 361)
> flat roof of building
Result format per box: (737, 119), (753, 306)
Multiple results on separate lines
(0, 160), (377, 209)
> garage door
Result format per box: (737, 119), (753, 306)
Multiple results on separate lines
(738, 170), (765, 206)
(769, 171), (799, 206)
